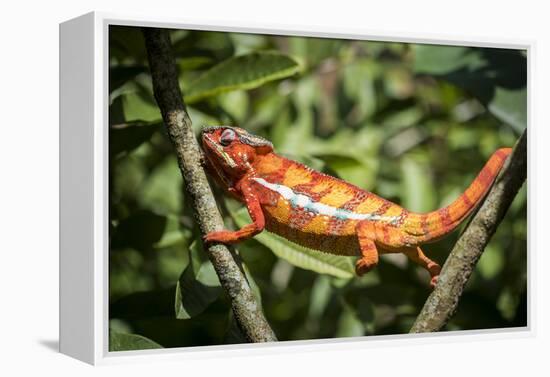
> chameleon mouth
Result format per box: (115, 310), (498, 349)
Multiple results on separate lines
(204, 133), (237, 168)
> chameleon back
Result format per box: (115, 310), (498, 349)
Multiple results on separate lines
(249, 153), (404, 255)
(247, 147), (511, 254)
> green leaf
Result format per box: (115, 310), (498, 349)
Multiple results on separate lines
(287, 37), (343, 69)
(342, 60), (378, 123)
(313, 153), (378, 190)
(139, 157), (183, 215)
(230, 33), (268, 55)
(122, 90), (162, 123)
(401, 156), (436, 213)
(413, 45), (485, 76)
(412, 45), (526, 131)
(335, 301), (364, 338)
(477, 244), (504, 280)
(175, 241), (222, 319)
(177, 56), (213, 71)
(232, 208), (355, 279)
(172, 31), (235, 62)
(276, 77), (317, 154)
(115, 79), (161, 123)
(185, 52), (301, 103)
(308, 275), (333, 320)
(488, 86), (527, 133)
(218, 90), (249, 123)
(381, 106), (424, 131)
(109, 330), (162, 351)
(153, 214), (188, 249)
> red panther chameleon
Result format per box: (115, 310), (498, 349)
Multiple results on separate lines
(201, 126), (511, 288)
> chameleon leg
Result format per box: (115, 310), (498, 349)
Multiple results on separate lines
(204, 187), (265, 244)
(355, 222), (379, 276)
(402, 246), (441, 289)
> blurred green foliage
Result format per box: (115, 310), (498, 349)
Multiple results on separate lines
(108, 26), (527, 351)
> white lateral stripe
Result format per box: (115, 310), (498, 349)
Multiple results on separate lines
(252, 177), (400, 223)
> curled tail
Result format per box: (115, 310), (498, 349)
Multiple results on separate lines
(404, 148), (512, 243)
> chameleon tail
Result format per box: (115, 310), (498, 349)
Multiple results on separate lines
(405, 148), (512, 243)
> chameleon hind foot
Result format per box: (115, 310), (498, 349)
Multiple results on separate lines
(403, 247), (441, 289)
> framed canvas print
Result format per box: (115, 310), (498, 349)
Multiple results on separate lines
(59, 12), (530, 365)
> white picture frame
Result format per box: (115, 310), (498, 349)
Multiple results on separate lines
(59, 11), (533, 365)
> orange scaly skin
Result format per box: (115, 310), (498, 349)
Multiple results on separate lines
(201, 126), (512, 288)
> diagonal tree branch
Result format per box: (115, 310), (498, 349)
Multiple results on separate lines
(142, 27), (277, 342)
(410, 129), (527, 333)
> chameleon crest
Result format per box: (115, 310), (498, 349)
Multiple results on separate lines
(201, 125), (512, 288)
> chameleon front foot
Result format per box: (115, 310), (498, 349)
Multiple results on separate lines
(203, 230), (241, 244)
(355, 236), (379, 276)
(430, 275), (439, 289)
(204, 220), (263, 245)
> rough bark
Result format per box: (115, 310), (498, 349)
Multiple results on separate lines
(142, 27), (277, 342)
(410, 129), (527, 333)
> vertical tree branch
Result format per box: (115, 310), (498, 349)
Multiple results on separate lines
(410, 129), (527, 333)
(142, 27), (277, 342)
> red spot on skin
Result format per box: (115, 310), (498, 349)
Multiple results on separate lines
(326, 192), (375, 236)
(341, 190), (369, 212)
(372, 201), (392, 216)
(288, 205), (315, 230)
(461, 193), (473, 208)
(477, 165), (493, 187)
(292, 182), (330, 202)
(438, 207), (453, 228)
(327, 216), (346, 235)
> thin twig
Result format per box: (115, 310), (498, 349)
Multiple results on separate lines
(410, 129), (527, 333)
(142, 27), (277, 342)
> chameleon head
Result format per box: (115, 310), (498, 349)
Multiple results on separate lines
(201, 126), (273, 184)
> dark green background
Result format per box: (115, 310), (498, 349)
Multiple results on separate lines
(108, 26), (527, 351)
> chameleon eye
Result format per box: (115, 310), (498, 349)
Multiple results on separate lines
(220, 129), (236, 146)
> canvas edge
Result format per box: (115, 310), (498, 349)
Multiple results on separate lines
(58, 10), (535, 366)
(59, 11), (97, 365)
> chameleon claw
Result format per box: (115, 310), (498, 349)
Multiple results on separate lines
(355, 259), (377, 276)
(203, 230), (239, 244)
(427, 262), (441, 289)
(203, 231), (224, 244)
(430, 275), (439, 290)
